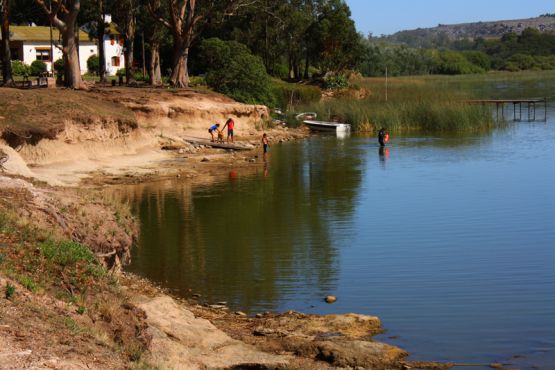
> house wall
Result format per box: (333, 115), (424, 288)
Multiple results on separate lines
(21, 41), (97, 75)
(79, 44), (98, 74)
(104, 35), (125, 76)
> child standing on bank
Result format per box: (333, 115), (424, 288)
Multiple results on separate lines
(222, 118), (235, 143)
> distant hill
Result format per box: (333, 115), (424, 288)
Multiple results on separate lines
(378, 15), (555, 48)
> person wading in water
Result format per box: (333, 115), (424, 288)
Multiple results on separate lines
(262, 133), (270, 162)
(378, 128), (389, 147)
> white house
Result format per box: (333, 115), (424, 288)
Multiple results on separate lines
(9, 17), (125, 76)
(101, 15), (125, 76)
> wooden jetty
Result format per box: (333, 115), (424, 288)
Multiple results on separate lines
(182, 136), (254, 151)
(467, 98), (548, 122)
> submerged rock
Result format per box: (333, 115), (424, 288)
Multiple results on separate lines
(325, 295), (337, 303)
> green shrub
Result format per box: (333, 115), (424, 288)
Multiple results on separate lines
(189, 75), (206, 86)
(463, 51), (492, 71)
(40, 239), (96, 267)
(323, 74), (349, 89)
(200, 38), (274, 106)
(5, 282), (15, 300)
(432, 51), (484, 75)
(30, 60), (47, 76)
(507, 54), (537, 71)
(11, 60), (31, 76)
(116, 68), (126, 78)
(87, 55), (100, 75)
(53, 59), (64, 78)
(132, 71), (147, 82)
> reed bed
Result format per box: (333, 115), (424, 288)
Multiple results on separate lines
(297, 77), (498, 133)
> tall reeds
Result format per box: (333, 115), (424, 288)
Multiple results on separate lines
(296, 77), (498, 133)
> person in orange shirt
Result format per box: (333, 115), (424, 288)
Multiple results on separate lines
(222, 118), (235, 143)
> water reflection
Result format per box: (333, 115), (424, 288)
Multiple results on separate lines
(107, 137), (364, 311)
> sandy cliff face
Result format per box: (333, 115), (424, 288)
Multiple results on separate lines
(0, 88), (270, 185)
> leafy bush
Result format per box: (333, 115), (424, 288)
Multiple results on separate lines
(189, 75), (206, 86)
(200, 38), (274, 106)
(323, 74), (349, 89)
(506, 54), (537, 71)
(11, 60), (31, 76)
(432, 51), (484, 75)
(54, 59), (64, 72)
(30, 60), (47, 76)
(53, 59), (64, 78)
(87, 55), (99, 75)
(40, 239), (96, 267)
(463, 51), (492, 71)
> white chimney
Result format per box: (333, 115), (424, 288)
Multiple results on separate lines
(104, 14), (112, 24)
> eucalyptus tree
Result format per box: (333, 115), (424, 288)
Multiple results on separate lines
(112, 0), (139, 84)
(0, 0), (14, 85)
(35, 0), (84, 88)
(312, 0), (363, 74)
(147, 0), (257, 87)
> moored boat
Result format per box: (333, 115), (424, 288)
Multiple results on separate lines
(303, 120), (351, 133)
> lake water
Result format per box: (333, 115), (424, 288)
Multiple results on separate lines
(111, 80), (555, 368)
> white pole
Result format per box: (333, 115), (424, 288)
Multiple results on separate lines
(385, 65), (388, 102)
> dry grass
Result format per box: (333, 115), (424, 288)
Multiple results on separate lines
(0, 88), (136, 146)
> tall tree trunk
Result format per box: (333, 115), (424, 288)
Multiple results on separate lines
(303, 47), (310, 80)
(169, 47), (188, 88)
(124, 14), (136, 84)
(35, 0), (83, 89)
(148, 41), (161, 86)
(0, 0), (13, 85)
(97, 4), (106, 83)
(64, 25), (83, 88)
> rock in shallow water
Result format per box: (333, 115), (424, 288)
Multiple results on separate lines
(325, 295), (337, 303)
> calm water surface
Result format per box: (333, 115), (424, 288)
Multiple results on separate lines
(110, 86), (555, 368)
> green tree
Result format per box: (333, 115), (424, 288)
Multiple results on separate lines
(312, 0), (363, 74)
(200, 38), (274, 105)
(35, 0), (84, 89)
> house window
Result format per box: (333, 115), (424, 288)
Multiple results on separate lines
(35, 48), (51, 62)
(112, 56), (120, 67)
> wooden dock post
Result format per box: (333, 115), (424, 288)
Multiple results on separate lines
(467, 98), (548, 123)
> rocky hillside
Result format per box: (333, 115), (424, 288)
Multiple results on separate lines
(381, 15), (555, 47)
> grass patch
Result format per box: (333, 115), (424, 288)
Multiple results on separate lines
(18, 275), (39, 293)
(271, 79), (321, 110)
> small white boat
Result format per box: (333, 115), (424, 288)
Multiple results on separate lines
(303, 120), (351, 133)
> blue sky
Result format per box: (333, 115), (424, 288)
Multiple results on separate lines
(346, 0), (555, 36)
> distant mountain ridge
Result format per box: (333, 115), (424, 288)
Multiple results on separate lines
(379, 15), (555, 47)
